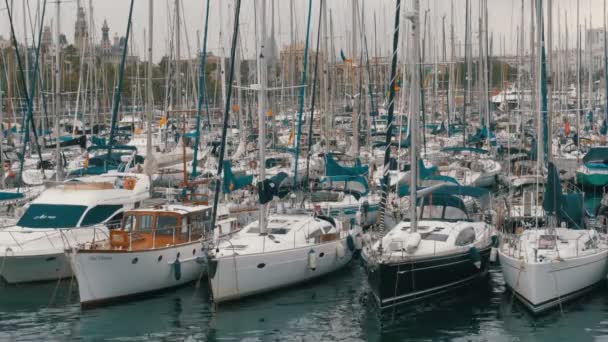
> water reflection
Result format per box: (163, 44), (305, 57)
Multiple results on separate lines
(1, 262), (608, 341)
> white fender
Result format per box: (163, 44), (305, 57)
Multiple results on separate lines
(336, 243), (345, 259)
(308, 249), (317, 270)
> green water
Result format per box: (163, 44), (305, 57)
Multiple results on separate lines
(1, 263), (608, 341)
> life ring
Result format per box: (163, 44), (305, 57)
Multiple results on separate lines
(123, 177), (137, 190)
(249, 160), (258, 169)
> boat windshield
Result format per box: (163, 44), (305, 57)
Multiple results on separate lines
(419, 205), (469, 221)
(17, 204), (88, 228)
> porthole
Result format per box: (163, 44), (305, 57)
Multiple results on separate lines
(132, 257), (139, 264)
(45, 256), (57, 262)
(192, 249), (196, 255)
(157, 255), (163, 262)
(257, 263), (266, 269)
(319, 252), (325, 258)
(177, 252), (181, 258)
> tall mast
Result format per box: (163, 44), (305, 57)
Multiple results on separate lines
(407, 0), (419, 233)
(576, 0), (581, 147)
(350, 0), (359, 155)
(54, 0), (62, 180)
(144, 0), (155, 187)
(378, 0), (402, 241)
(258, 0), (268, 235)
(547, 0), (553, 161)
(23, 0), (29, 96)
(464, 0), (471, 146)
(604, 0), (608, 131)
(175, 0), (181, 111)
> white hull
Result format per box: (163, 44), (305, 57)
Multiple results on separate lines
(70, 241), (205, 306)
(209, 239), (352, 303)
(0, 227), (109, 283)
(0, 252), (71, 283)
(499, 249), (608, 313)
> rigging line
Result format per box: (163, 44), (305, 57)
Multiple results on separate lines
(304, 0), (324, 192)
(292, 0), (314, 191)
(209, 0), (243, 235)
(192, 0), (212, 179)
(5, 0), (47, 192)
(106, 0), (136, 164)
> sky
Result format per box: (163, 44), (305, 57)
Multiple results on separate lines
(1, 0), (608, 63)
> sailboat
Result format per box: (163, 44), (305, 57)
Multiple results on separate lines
(498, 0), (608, 313)
(361, 0), (495, 310)
(499, 163), (608, 313)
(207, 0), (356, 304)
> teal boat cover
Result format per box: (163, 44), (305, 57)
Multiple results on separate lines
(583, 147), (608, 164)
(222, 160), (253, 193)
(543, 162), (585, 229)
(325, 153), (369, 177)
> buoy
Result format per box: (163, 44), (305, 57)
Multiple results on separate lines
(308, 249), (317, 271)
(354, 234), (363, 250)
(336, 243), (345, 258)
(406, 232), (421, 253)
(173, 258), (182, 280)
(346, 235), (355, 251)
(469, 247), (482, 269)
(490, 247), (498, 263)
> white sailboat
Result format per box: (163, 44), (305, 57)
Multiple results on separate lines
(208, 0), (356, 304)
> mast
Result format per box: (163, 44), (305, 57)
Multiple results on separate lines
(192, 0), (212, 178)
(576, 0), (581, 146)
(54, 0), (62, 180)
(143, 0), (155, 192)
(209, 0), (242, 237)
(604, 0), (608, 131)
(175, 0), (181, 111)
(407, 0), (419, 233)
(258, 0), (268, 234)
(464, 0), (471, 146)
(547, 0), (553, 161)
(350, 0), (359, 155)
(378, 0), (402, 241)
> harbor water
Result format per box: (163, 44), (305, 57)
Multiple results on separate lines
(2, 262), (608, 341)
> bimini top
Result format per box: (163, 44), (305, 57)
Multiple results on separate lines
(583, 147), (608, 164)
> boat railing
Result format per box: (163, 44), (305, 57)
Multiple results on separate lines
(499, 231), (605, 260)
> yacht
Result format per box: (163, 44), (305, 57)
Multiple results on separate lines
(207, 213), (357, 303)
(0, 173), (150, 283)
(362, 185), (496, 310)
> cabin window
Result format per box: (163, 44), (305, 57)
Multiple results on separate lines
(455, 227), (476, 246)
(444, 206), (468, 221)
(123, 215), (135, 231)
(17, 204), (87, 228)
(80, 205), (123, 226)
(138, 215), (155, 232)
(157, 216), (178, 236)
(421, 205), (444, 220)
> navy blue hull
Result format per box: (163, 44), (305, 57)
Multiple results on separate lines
(365, 245), (492, 310)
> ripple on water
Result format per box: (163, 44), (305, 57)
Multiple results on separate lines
(2, 262), (608, 340)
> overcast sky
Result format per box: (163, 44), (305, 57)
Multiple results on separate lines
(1, 0), (608, 63)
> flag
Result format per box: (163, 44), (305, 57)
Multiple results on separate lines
(159, 116), (167, 128)
(288, 129), (295, 145)
(340, 49), (352, 63)
(565, 120), (571, 136)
